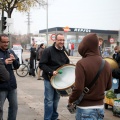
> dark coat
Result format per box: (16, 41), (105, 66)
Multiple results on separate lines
(0, 49), (20, 91)
(112, 53), (120, 80)
(30, 47), (36, 68)
(0, 59), (10, 81)
(30, 47), (37, 60)
(99, 46), (103, 56)
(39, 43), (70, 80)
(69, 33), (112, 107)
(37, 48), (44, 61)
(113, 53), (120, 67)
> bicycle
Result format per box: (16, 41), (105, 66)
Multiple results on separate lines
(16, 57), (74, 77)
(16, 58), (39, 77)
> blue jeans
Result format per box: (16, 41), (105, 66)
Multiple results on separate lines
(0, 89), (18, 120)
(70, 50), (74, 56)
(76, 107), (104, 120)
(44, 80), (60, 120)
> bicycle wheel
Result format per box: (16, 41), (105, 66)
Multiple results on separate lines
(16, 64), (29, 77)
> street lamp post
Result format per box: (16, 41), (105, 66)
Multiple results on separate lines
(46, 0), (48, 47)
(1, 9), (4, 33)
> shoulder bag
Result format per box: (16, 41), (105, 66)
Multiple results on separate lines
(67, 59), (105, 114)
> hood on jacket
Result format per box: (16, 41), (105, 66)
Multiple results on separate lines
(78, 33), (100, 57)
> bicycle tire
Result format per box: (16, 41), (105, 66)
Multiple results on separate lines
(16, 64), (29, 77)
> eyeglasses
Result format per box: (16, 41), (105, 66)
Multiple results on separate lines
(57, 39), (65, 42)
(0, 41), (10, 44)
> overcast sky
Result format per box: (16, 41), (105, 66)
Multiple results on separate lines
(9, 0), (120, 34)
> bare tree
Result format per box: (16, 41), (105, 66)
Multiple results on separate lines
(0, 0), (46, 18)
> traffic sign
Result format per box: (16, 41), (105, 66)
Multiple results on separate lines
(50, 34), (56, 41)
(109, 38), (115, 44)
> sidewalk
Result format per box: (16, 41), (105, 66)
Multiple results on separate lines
(3, 51), (120, 120)
(3, 74), (120, 120)
(4, 75), (75, 120)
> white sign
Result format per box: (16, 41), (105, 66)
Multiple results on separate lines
(13, 49), (22, 64)
(31, 37), (47, 45)
(74, 28), (91, 32)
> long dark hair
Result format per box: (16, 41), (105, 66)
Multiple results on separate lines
(40, 43), (44, 48)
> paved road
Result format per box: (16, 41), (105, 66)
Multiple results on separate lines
(3, 51), (120, 120)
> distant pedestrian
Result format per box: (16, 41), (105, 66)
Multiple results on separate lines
(71, 43), (74, 56)
(68, 42), (71, 55)
(98, 37), (104, 56)
(36, 45), (40, 61)
(29, 43), (37, 77)
(0, 33), (20, 120)
(37, 43), (45, 80)
(112, 45), (120, 66)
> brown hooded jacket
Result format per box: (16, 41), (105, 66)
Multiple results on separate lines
(69, 33), (112, 106)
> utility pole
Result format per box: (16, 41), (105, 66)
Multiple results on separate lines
(26, 12), (32, 34)
(118, 30), (120, 45)
(46, 0), (48, 47)
(1, 9), (4, 33)
(0, 9), (3, 33)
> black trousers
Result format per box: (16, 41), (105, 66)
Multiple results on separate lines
(29, 58), (36, 76)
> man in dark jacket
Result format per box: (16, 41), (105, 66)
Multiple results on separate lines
(68, 33), (112, 120)
(29, 43), (37, 77)
(39, 33), (69, 120)
(0, 34), (20, 120)
(0, 59), (10, 81)
(112, 45), (120, 93)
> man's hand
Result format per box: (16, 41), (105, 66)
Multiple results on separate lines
(10, 54), (15, 61)
(5, 58), (13, 64)
(53, 71), (58, 76)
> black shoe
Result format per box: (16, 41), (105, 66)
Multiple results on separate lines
(32, 73), (35, 77)
(29, 73), (31, 75)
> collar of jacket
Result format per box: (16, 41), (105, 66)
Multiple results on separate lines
(0, 48), (8, 52)
(53, 42), (65, 51)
